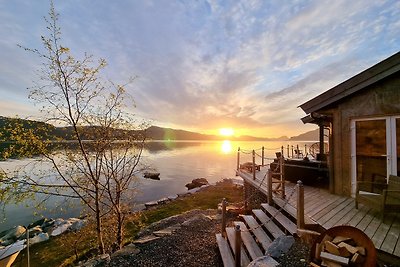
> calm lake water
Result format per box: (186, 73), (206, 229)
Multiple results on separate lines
(0, 140), (315, 231)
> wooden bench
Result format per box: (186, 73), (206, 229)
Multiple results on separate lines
(355, 174), (400, 218)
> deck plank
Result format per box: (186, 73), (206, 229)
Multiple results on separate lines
(216, 233), (235, 267)
(371, 215), (394, 249)
(273, 197), (316, 225)
(241, 215), (272, 251)
(323, 199), (355, 229)
(306, 194), (342, 216)
(261, 203), (297, 235)
(312, 197), (349, 221)
(253, 209), (285, 239)
(355, 209), (376, 232)
(318, 198), (354, 226)
(226, 227), (250, 267)
(381, 214), (400, 254)
(234, 221), (263, 260)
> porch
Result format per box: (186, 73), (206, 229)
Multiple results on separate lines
(239, 166), (400, 259)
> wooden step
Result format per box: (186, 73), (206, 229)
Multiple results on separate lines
(261, 203), (297, 235)
(253, 209), (285, 239)
(273, 197), (317, 225)
(241, 215), (272, 251)
(226, 227), (251, 267)
(234, 221), (263, 260)
(216, 233), (234, 267)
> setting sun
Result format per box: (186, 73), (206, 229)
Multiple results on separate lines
(219, 128), (234, 137)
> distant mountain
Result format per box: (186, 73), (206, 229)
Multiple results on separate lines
(290, 128), (319, 141)
(1, 116), (283, 141)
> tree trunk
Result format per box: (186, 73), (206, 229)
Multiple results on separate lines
(95, 187), (105, 254)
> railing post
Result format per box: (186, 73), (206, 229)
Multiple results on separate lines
(280, 156), (285, 199)
(221, 198), (227, 237)
(296, 144), (300, 158)
(297, 180), (305, 229)
(291, 145), (294, 158)
(235, 224), (241, 267)
(287, 145), (289, 158)
(252, 150), (256, 180)
(261, 146), (265, 166)
(305, 144), (307, 156)
(267, 169), (273, 205)
(281, 146), (284, 158)
(237, 147), (240, 171)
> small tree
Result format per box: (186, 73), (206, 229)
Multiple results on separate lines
(1, 2), (146, 253)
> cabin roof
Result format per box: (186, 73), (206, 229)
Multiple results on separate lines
(299, 51), (400, 115)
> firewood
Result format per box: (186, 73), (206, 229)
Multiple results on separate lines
(332, 236), (352, 244)
(338, 246), (351, 257)
(315, 242), (324, 260)
(320, 252), (349, 266)
(351, 253), (365, 264)
(337, 242), (358, 254)
(355, 246), (366, 256)
(309, 262), (321, 267)
(325, 241), (340, 255)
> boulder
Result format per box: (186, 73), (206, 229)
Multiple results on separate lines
(28, 218), (47, 229)
(0, 226), (26, 242)
(51, 221), (72, 236)
(29, 232), (49, 245)
(70, 219), (86, 231)
(181, 214), (212, 227)
(185, 178), (209, 190)
(266, 235), (295, 258)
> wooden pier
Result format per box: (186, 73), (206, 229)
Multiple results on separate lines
(239, 167), (400, 259)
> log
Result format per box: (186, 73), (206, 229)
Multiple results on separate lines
(325, 241), (340, 256)
(351, 253), (365, 264)
(332, 236), (352, 244)
(337, 242), (358, 255)
(320, 252), (349, 266)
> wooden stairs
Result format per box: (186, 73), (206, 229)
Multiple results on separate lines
(216, 200), (305, 267)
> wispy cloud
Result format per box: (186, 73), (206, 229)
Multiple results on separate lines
(0, 0), (399, 136)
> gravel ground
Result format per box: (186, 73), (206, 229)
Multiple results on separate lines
(104, 209), (311, 267)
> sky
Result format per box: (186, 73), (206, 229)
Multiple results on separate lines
(0, 0), (399, 138)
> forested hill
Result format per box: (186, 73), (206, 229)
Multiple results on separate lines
(0, 116), (288, 141)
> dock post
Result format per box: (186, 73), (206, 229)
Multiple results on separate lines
(305, 144), (307, 156)
(296, 144), (300, 158)
(235, 224), (241, 267)
(237, 147), (240, 171)
(252, 150), (256, 180)
(291, 145), (294, 158)
(267, 169), (273, 205)
(222, 198), (227, 237)
(297, 180), (305, 229)
(287, 145), (289, 158)
(261, 146), (265, 166)
(280, 156), (285, 199)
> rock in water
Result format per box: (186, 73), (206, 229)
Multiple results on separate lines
(185, 178), (209, 190)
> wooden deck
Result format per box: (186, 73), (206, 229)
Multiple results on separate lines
(239, 168), (400, 258)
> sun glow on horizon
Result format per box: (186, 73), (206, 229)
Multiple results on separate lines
(219, 128), (235, 137)
(221, 140), (232, 154)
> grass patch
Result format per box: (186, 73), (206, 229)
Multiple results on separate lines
(13, 182), (243, 267)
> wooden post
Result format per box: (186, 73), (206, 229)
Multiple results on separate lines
(252, 150), (256, 180)
(261, 146), (265, 166)
(305, 144), (307, 156)
(27, 227), (30, 267)
(291, 145), (294, 158)
(297, 180), (305, 229)
(280, 156), (285, 199)
(287, 145), (289, 158)
(235, 224), (241, 267)
(222, 198), (227, 237)
(296, 145), (299, 158)
(237, 147), (240, 171)
(281, 146), (284, 157)
(267, 169), (273, 205)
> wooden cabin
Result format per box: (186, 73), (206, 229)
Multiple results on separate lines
(299, 51), (400, 197)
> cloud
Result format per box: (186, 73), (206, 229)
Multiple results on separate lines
(0, 0), (399, 137)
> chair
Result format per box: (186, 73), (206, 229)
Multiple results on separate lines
(355, 175), (400, 218)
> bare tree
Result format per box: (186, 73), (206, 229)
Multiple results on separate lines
(1, 2), (146, 253)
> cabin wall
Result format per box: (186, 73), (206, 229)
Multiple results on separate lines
(320, 74), (400, 196)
